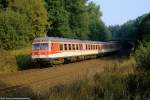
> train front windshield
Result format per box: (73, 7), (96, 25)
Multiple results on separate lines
(32, 43), (49, 50)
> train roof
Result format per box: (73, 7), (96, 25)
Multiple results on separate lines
(33, 37), (118, 44)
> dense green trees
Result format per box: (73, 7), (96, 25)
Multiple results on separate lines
(0, 10), (32, 50)
(64, 0), (90, 39)
(0, 0), (112, 50)
(45, 0), (110, 40)
(138, 13), (150, 42)
(109, 20), (139, 41)
(9, 0), (49, 37)
(87, 2), (111, 41)
(109, 13), (150, 42)
(0, 0), (48, 49)
(0, 0), (9, 9)
(45, 0), (71, 38)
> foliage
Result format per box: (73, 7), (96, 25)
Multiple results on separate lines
(47, 65), (150, 100)
(0, 0), (9, 9)
(109, 12), (150, 43)
(109, 20), (139, 41)
(45, 0), (111, 40)
(9, 0), (49, 37)
(45, 0), (71, 38)
(0, 10), (32, 50)
(0, 0), (112, 51)
(65, 0), (90, 40)
(138, 13), (150, 42)
(87, 2), (111, 41)
(135, 42), (150, 70)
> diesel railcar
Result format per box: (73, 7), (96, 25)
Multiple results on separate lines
(32, 37), (120, 64)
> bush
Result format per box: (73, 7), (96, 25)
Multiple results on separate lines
(0, 10), (33, 50)
(46, 72), (150, 100)
(135, 42), (150, 70)
(16, 55), (32, 70)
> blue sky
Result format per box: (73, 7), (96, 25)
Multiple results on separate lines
(89, 0), (150, 26)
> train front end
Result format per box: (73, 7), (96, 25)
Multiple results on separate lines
(31, 39), (51, 63)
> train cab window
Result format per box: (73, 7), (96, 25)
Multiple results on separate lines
(59, 44), (63, 51)
(69, 44), (71, 50)
(64, 44), (68, 50)
(33, 43), (49, 50)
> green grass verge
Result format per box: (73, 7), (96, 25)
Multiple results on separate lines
(0, 45), (32, 73)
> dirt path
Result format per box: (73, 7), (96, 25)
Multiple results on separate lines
(0, 58), (119, 95)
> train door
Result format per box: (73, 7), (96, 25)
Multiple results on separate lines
(51, 41), (60, 54)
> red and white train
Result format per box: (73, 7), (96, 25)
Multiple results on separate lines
(32, 37), (120, 64)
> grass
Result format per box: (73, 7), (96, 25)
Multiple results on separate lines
(3, 57), (148, 100)
(46, 59), (150, 100)
(0, 45), (32, 73)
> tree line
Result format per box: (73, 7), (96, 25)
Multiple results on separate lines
(0, 0), (111, 50)
(109, 13), (150, 43)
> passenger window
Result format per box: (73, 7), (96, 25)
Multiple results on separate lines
(73, 44), (75, 50)
(64, 44), (67, 50)
(76, 44), (78, 50)
(86, 44), (88, 50)
(60, 44), (63, 51)
(69, 44), (71, 50)
(79, 44), (82, 50)
(88, 44), (90, 50)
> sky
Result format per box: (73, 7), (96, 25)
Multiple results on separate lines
(90, 0), (150, 26)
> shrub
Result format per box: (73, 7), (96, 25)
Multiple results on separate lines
(16, 55), (32, 70)
(135, 42), (150, 70)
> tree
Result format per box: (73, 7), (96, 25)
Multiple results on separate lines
(64, 0), (90, 40)
(9, 0), (49, 37)
(138, 13), (150, 42)
(0, 0), (9, 9)
(87, 2), (111, 41)
(45, 0), (72, 38)
(0, 10), (32, 50)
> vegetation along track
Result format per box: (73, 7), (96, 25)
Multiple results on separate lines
(0, 57), (121, 95)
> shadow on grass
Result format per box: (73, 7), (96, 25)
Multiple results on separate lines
(16, 55), (54, 70)
(16, 55), (33, 70)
